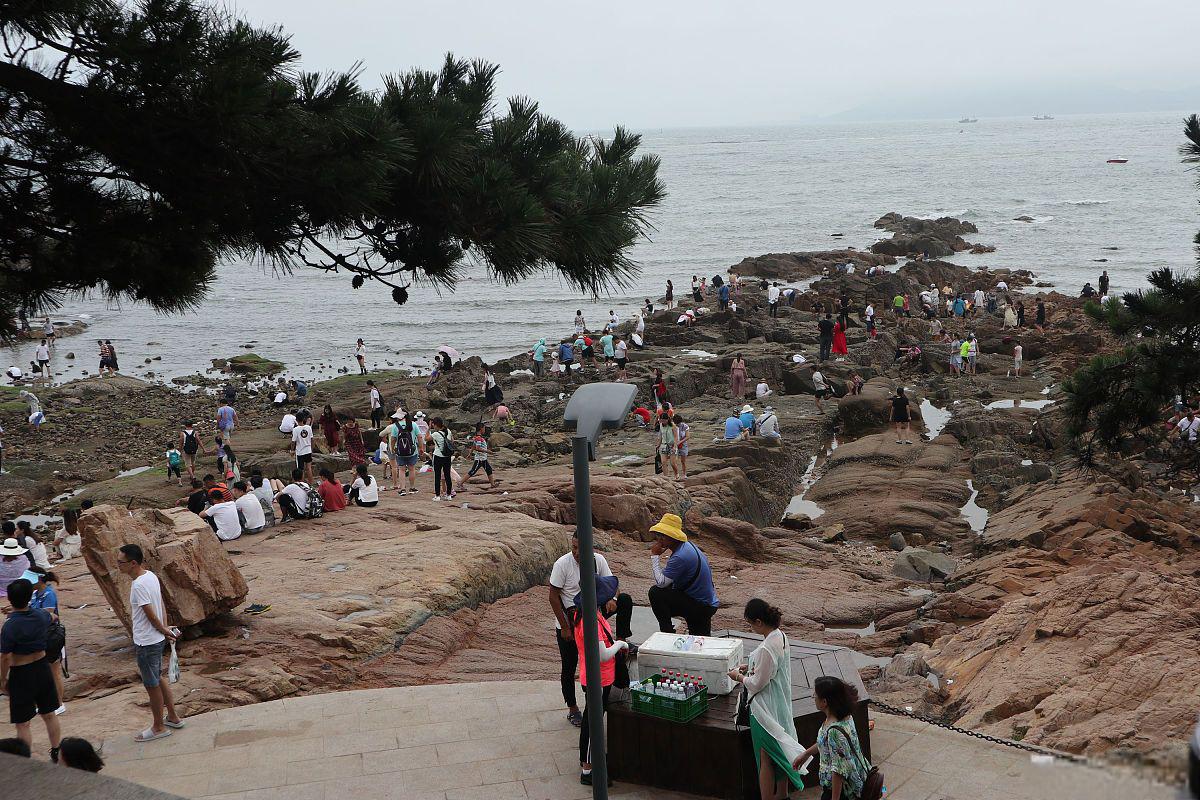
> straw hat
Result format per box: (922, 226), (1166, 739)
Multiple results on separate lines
(741, 404), (754, 414)
(649, 513), (687, 542)
(0, 537), (28, 556)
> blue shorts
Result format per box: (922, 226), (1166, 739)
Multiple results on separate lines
(136, 641), (166, 688)
(394, 452), (419, 467)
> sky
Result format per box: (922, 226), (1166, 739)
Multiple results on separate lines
(240, 0), (1200, 129)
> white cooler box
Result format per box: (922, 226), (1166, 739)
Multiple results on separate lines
(636, 632), (744, 696)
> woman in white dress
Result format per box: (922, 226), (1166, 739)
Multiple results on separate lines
(728, 599), (808, 800)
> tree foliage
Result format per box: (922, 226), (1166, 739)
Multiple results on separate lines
(1063, 115), (1200, 446)
(0, 0), (664, 333)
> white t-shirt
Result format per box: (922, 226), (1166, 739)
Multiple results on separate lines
(1014, 345), (1023, 362)
(253, 483), (275, 509)
(35, 344), (50, 362)
(865, 304), (874, 320)
(280, 413), (297, 433)
(236, 493), (266, 530)
(997, 281), (1009, 290)
(635, 317), (645, 334)
(549, 552), (612, 629)
(767, 285), (781, 303)
(292, 424), (313, 456)
(6, 367), (21, 379)
(812, 371), (828, 392)
(369, 388), (381, 410)
(356, 344), (366, 359)
(281, 483), (310, 514)
(352, 475), (379, 503)
(207, 500), (242, 540)
(130, 571), (167, 646)
(615, 341), (627, 359)
(756, 382), (771, 399)
(968, 340), (979, 357)
(757, 412), (779, 437)
(1176, 417), (1200, 442)
(273, 391), (287, 404)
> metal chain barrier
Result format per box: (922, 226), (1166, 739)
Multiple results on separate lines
(868, 699), (1092, 765)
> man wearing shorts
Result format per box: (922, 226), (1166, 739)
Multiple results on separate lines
(34, 339), (50, 382)
(292, 410), (314, 483)
(1, 576), (62, 760)
(810, 366), (830, 412)
(890, 387), (913, 444)
(614, 336), (628, 381)
(116, 544), (184, 742)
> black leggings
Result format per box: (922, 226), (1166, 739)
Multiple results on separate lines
(578, 685), (611, 766)
(433, 455), (452, 496)
(371, 408), (383, 429)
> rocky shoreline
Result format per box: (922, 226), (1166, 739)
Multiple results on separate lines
(5, 214), (1194, 783)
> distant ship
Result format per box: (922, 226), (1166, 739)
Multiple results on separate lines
(958, 117), (978, 123)
(1106, 157), (1129, 164)
(1034, 114), (1054, 120)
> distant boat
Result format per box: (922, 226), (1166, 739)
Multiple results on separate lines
(958, 117), (978, 123)
(1106, 157), (1129, 164)
(1034, 114), (1054, 120)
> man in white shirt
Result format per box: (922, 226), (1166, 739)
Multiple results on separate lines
(996, 280), (1008, 291)
(548, 534), (632, 723)
(810, 366), (829, 411)
(756, 381), (772, 399)
(232, 481), (266, 533)
(757, 407), (781, 439)
(272, 390), (287, 407)
(274, 469), (312, 521)
(973, 288), (985, 312)
(767, 283), (781, 317)
(34, 339), (50, 380)
(199, 492), (242, 541)
(367, 380), (383, 430)
(292, 411), (314, 482)
(1176, 410), (1200, 445)
(115, 544), (183, 741)
(279, 411), (297, 435)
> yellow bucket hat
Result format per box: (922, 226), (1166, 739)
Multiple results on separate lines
(650, 513), (687, 542)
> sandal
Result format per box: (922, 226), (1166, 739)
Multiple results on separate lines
(134, 727), (172, 742)
(567, 709), (583, 727)
(164, 718), (187, 729)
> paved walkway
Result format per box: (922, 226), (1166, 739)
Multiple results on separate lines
(100, 681), (1179, 800)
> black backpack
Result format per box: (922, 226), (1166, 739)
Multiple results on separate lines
(394, 423), (415, 458)
(182, 429), (199, 455)
(302, 482), (324, 519)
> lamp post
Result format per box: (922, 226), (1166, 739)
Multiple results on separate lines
(563, 382), (638, 800)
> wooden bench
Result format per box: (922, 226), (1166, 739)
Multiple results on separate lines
(608, 631), (870, 800)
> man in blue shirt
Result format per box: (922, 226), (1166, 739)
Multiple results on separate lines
(647, 514), (718, 636)
(718, 282), (730, 311)
(723, 414), (743, 440)
(557, 340), (574, 379)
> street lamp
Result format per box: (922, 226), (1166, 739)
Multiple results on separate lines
(563, 382), (638, 800)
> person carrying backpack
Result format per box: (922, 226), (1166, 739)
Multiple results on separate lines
(273, 469), (323, 522)
(388, 411), (422, 495)
(426, 417), (455, 501)
(178, 422), (206, 481)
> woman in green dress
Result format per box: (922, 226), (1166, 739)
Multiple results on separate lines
(728, 599), (808, 800)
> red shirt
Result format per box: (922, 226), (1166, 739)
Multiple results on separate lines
(317, 479), (347, 512)
(631, 407), (652, 424)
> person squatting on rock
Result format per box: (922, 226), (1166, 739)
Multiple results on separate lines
(648, 513), (719, 636)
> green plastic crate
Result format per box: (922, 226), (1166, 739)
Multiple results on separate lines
(630, 675), (709, 723)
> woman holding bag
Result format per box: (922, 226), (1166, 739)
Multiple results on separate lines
(572, 575), (629, 787)
(793, 675), (876, 800)
(728, 599), (808, 800)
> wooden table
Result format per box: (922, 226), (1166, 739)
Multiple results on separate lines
(608, 632), (871, 800)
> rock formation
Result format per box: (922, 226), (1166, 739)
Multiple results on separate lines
(871, 212), (984, 258)
(80, 505), (249, 633)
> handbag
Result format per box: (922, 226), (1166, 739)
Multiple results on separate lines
(734, 632), (786, 730)
(828, 724), (885, 800)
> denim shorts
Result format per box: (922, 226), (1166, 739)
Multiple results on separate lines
(394, 452), (419, 467)
(136, 641), (166, 688)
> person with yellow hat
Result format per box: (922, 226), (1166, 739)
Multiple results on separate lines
(648, 513), (718, 636)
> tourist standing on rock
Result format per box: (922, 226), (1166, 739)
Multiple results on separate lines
(34, 339), (50, 382)
(557, 340), (575, 383)
(1016, 301), (1026, 328)
(658, 413), (681, 479)
(549, 535), (631, 726)
(355, 339), (367, 374)
(968, 336), (979, 375)
(767, 282), (781, 317)
(115, 544), (185, 742)
(531, 338), (547, 378)
(386, 412), (416, 494)
(165, 442), (183, 486)
(96, 340), (110, 376)
(691, 275), (701, 303)
(600, 331), (615, 369)
(574, 310), (585, 335)
(1036, 299), (1046, 332)
(292, 410), (314, 483)
(973, 287), (985, 314)
(674, 414), (690, 478)
(614, 336), (628, 382)
(216, 401), (237, 443)
(427, 417), (455, 501)
(483, 365), (503, 406)
(341, 414), (366, 468)
(891, 387), (913, 444)
(1013, 343), (1023, 377)
(1, 577), (63, 760)
(728, 599), (807, 800)
(27, 568), (64, 714)
(730, 354), (748, 399)
(665, 280), (674, 309)
(949, 336), (962, 376)
(718, 281), (731, 312)
(810, 366), (829, 412)
(958, 338), (971, 375)
(817, 314), (835, 362)
(367, 380), (383, 430)
(837, 294), (851, 329)
(648, 514), (718, 636)
(318, 405), (341, 455)
(460, 422), (496, 491)
(178, 421), (205, 481)
(864, 302), (877, 340)
(832, 321), (849, 360)
(1099, 270), (1110, 296)
(1003, 303), (1017, 328)
(572, 574), (630, 787)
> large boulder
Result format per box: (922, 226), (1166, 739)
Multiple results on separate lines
(837, 377), (924, 435)
(80, 505), (248, 634)
(893, 547), (957, 582)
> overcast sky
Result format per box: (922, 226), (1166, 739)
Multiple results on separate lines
(240, 0), (1200, 129)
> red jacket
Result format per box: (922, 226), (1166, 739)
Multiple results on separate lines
(574, 612), (617, 689)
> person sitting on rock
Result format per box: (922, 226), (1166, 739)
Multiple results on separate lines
(316, 468), (347, 512)
(757, 406), (781, 440)
(647, 514), (718, 636)
(274, 468), (313, 522)
(232, 481), (267, 534)
(198, 489), (241, 541)
(756, 380), (773, 399)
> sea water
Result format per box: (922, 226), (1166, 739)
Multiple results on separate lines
(8, 112), (1195, 385)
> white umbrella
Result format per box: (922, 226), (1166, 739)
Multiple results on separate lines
(436, 346), (460, 360)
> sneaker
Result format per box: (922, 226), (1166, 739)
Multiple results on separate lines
(397, 488), (408, 496)
(54, 704), (66, 715)
(567, 709), (583, 727)
(432, 496), (442, 502)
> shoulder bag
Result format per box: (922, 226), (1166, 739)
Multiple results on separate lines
(828, 723), (885, 800)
